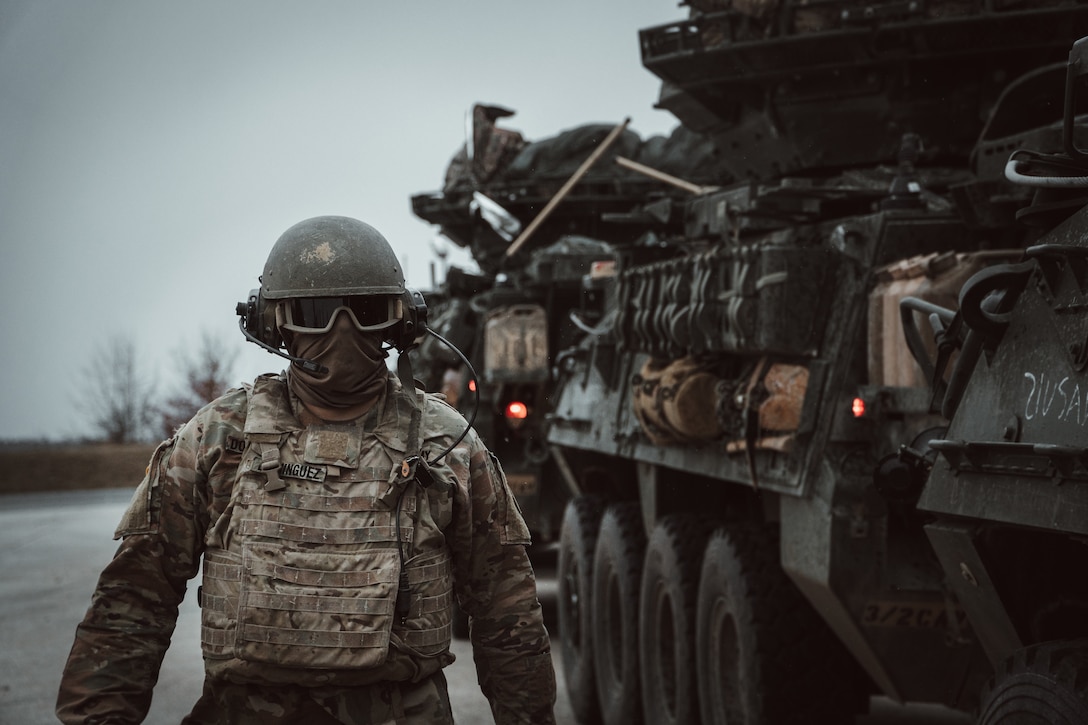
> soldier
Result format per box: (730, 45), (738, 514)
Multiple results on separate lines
(56, 216), (557, 724)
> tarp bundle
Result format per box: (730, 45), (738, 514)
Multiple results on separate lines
(442, 104), (729, 195)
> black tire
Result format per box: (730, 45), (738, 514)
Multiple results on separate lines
(639, 514), (715, 725)
(592, 502), (647, 725)
(557, 495), (606, 724)
(696, 523), (867, 725)
(979, 639), (1088, 724)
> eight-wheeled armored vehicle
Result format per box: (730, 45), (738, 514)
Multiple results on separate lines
(411, 2), (1088, 722)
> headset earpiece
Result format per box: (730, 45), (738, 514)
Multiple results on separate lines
(237, 288), (281, 349)
(390, 288), (429, 352)
(258, 291), (281, 349)
(242, 289), (260, 337)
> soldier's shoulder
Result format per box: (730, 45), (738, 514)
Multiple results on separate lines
(423, 391), (467, 421)
(422, 391), (471, 435)
(205, 384), (252, 417)
(186, 380), (259, 436)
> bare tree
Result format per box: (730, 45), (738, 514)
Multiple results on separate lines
(80, 336), (157, 443)
(158, 330), (238, 438)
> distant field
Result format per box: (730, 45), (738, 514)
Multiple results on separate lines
(0, 443), (157, 495)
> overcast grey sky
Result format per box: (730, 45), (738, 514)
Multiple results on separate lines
(0, 0), (681, 441)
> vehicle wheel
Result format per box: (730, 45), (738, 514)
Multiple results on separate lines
(592, 502), (647, 725)
(639, 514), (715, 725)
(557, 495), (605, 724)
(978, 639), (1088, 724)
(696, 523), (867, 725)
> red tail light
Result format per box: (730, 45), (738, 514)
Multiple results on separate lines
(852, 397), (866, 418)
(505, 401), (528, 420)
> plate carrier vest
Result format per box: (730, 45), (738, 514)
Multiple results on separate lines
(198, 374), (454, 684)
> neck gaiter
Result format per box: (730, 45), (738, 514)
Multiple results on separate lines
(285, 316), (388, 411)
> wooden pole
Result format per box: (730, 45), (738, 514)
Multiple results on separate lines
(614, 156), (718, 195)
(505, 117), (631, 258)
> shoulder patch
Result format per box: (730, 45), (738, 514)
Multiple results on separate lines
(114, 437), (174, 539)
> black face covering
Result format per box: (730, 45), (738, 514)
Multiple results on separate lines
(285, 314), (388, 411)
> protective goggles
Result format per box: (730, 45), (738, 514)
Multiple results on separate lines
(277, 296), (401, 334)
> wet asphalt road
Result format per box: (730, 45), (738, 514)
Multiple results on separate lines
(0, 488), (969, 724)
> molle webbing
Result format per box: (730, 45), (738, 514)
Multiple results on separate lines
(239, 625), (390, 649)
(203, 553), (445, 589)
(410, 590), (453, 617)
(199, 553), (456, 593)
(397, 622), (452, 649)
(238, 488), (418, 514)
(220, 559), (391, 588)
(203, 624), (391, 650)
(236, 519), (412, 545)
(243, 591), (394, 616)
(201, 552), (454, 652)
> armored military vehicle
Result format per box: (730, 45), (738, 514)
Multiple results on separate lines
(411, 2), (1088, 722)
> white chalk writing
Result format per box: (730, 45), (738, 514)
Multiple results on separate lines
(1023, 371), (1088, 425)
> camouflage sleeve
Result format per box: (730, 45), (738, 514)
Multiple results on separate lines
(447, 432), (557, 725)
(56, 393), (244, 724)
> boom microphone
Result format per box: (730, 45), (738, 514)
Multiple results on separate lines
(235, 317), (328, 374)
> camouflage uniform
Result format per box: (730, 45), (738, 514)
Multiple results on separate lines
(56, 372), (556, 724)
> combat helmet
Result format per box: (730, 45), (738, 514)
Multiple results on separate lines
(239, 216), (415, 354)
(262, 215), (405, 300)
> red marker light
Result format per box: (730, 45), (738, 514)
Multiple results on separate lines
(505, 401), (529, 420)
(590, 260), (617, 279)
(852, 397), (866, 418)
(468, 379), (477, 393)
